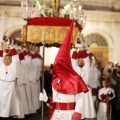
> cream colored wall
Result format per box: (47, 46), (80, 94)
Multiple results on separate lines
(40, 47), (58, 66)
(0, 5), (120, 65)
(0, 10), (5, 40)
(0, 6), (26, 40)
(40, 47), (76, 66)
(83, 10), (120, 64)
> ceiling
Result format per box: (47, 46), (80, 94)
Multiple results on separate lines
(0, 0), (120, 12)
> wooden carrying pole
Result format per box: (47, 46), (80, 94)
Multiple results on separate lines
(41, 34), (46, 120)
(105, 77), (110, 120)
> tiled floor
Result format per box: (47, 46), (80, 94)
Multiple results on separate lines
(0, 111), (48, 120)
(29, 109), (48, 120)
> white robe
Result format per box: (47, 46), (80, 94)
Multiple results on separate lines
(17, 59), (29, 115)
(28, 54), (38, 113)
(34, 56), (42, 109)
(0, 63), (20, 117)
(89, 66), (101, 102)
(97, 87), (115, 120)
(25, 54), (34, 113)
(51, 88), (84, 120)
(73, 57), (96, 119)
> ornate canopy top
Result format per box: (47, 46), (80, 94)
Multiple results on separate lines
(22, 17), (82, 47)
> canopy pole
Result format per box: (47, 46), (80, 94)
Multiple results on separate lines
(41, 33), (46, 120)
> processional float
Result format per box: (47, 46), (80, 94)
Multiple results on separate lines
(22, 16), (83, 120)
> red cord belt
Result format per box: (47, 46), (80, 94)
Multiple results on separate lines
(92, 88), (98, 96)
(100, 100), (106, 103)
(55, 102), (75, 110)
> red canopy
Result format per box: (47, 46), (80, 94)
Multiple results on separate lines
(27, 17), (82, 31)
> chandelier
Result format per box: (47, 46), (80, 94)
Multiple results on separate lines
(64, 0), (86, 28)
(21, 0), (87, 28)
(21, 0), (33, 21)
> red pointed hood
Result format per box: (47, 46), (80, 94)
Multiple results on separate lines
(52, 21), (88, 94)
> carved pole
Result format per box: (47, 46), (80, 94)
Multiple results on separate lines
(41, 33), (46, 120)
(22, 25), (27, 46)
(105, 77), (110, 120)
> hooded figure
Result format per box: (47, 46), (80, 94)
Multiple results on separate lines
(45, 21), (88, 120)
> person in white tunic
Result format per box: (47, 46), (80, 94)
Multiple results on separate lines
(97, 77), (115, 120)
(18, 51), (29, 115)
(33, 50), (42, 110)
(72, 50), (96, 119)
(88, 56), (101, 112)
(0, 46), (20, 117)
(90, 62), (101, 102)
(21, 47), (35, 114)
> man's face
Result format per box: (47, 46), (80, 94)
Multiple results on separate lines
(4, 56), (12, 66)
(78, 57), (84, 68)
(36, 46), (40, 52)
(32, 45), (35, 50)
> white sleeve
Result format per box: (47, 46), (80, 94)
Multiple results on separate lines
(74, 92), (84, 114)
(0, 57), (3, 66)
(91, 56), (96, 68)
(84, 56), (90, 72)
(84, 56), (91, 85)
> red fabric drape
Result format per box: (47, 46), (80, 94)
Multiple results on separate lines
(27, 17), (82, 31)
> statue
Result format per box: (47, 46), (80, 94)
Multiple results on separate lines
(51, 0), (60, 17)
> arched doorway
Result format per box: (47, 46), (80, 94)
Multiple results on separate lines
(10, 29), (22, 40)
(4, 25), (23, 40)
(85, 33), (108, 69)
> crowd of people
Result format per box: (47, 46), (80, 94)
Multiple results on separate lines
(40, 24), (120, 120)
(39, 23), (98, 120)
(0, 37), (43, 120)
(1, 28), (120, 120)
